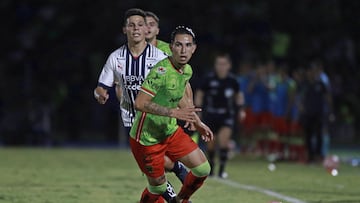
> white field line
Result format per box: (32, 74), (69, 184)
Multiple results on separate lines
(211, 177), (307, 203)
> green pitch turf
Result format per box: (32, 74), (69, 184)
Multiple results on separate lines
(0, 148), (359, 203)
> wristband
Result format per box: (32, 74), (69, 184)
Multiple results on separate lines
(94, 89), (100, 99)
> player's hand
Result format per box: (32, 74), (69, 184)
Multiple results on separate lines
(184, 121), (197, 131)
(191, 112), (214, 142)
(195, 121), (214, 142)
(94, 87), (109, 104)
(170, 107), (202, 123)
(238, 109), (246, 122)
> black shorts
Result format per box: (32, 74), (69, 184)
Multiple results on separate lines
(203, 113), (235, 133)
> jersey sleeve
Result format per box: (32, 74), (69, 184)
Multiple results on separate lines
(98, 52), (116, 88)
(140, 66), (165, 97)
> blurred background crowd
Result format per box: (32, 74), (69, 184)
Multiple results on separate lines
(0, 0), (359, 156)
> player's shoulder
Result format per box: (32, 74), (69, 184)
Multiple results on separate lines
(157, 39), (169, 46)
(108, 45), (127, 58)
(227, 73), (239, 81)
(147, 43), (168, 59)
(184, 64), (193, 74)
(204, 71), (216, 79)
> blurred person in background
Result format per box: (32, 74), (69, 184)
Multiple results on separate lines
(195, 52), (245, 178)
(247, 62), (272, 156)
(268, 63), (296, 160)
(288, 67), (307, 162)
(144, 11), (171, 55)
(310, 59), (334, 157)
(300, 64), (333, 163)
(236, 60), (255, 154)
(93, 8), (188, 202)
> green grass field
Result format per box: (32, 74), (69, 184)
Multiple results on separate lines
(0, 148), (359, 203)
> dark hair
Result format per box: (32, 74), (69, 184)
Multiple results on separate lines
(170, 26), (196, 44)
(214, 52), (232, 63)
(123, 8), (146, 26)
(145, 11), (159, 24)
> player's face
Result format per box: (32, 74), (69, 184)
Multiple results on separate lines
(214, 56), (231, 76)
(145, 17), (159, 41)
(170, 34), (196, 65)
(124, 15), (147, 44)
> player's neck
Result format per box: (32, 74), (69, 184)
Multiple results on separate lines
(128, 40), (147, 57)
(148, 38), (157, 47)
(169, 57), (185, 72)
(217, 72), (227, 79)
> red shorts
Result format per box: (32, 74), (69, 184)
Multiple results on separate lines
(254, 111), (273, 127)
(272, 116), (289, 134)
(241, 107), (256, 132)
(289, 121), (302, 134)
(130, 127), (198, 178)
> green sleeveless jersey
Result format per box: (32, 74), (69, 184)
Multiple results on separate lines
(156, 40), (172, 56)
(130, 58), (193, 146)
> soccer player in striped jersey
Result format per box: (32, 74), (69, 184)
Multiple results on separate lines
(93, 8), (187, 202)
(130, 26), (213, 203)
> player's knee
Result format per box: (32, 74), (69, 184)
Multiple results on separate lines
(190, 161), (211, 177)
(148, 174), (166, 186)
(147, 181), (167, 195)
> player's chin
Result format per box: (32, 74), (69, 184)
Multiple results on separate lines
(178, 58), (189, 65)
(132, 36), (145, 43)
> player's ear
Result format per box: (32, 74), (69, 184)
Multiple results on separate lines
(191, 44), (197, 54)
(122, 26), (126, 34)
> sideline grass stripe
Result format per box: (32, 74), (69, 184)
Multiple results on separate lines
(212, 177), (307, 203)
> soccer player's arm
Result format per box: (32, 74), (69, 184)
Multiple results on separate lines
(234, 79), (246, 121)
(236, 91), (246, 122)
(178, 82), (195, 108)
(134, 69), (200, 123)
(94, 54), (116, 104)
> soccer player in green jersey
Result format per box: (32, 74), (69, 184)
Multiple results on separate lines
(130, 26), (213, 203)
(145, 11), (172, 55)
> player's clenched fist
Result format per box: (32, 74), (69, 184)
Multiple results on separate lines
(94, 87), (109, 104)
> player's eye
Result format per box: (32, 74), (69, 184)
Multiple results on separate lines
(186, 43), (193, 47)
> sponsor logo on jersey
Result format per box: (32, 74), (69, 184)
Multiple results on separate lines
(157, 67), (166, 74)
(147, 63), (154, 69)
(125, 75), (145, 82)
(125, 84), (141, 90)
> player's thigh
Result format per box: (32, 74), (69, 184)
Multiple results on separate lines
(166, 128), (204, 168)
(206, 139), (216, 151)
(164, 155), (174, 171)
(218, 126), (233, 147)
(130, 138), (166, 179)
(178, 148), (208, 169)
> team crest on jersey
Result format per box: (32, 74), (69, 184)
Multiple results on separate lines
(156, 67), (166, 74)
(147, 63), (154, 69)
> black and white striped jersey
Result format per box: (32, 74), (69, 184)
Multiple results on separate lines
(98, 43), (168, 127)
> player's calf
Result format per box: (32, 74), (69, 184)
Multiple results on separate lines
(177, 161), (211, 201)
(171, 161), (188, 183)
